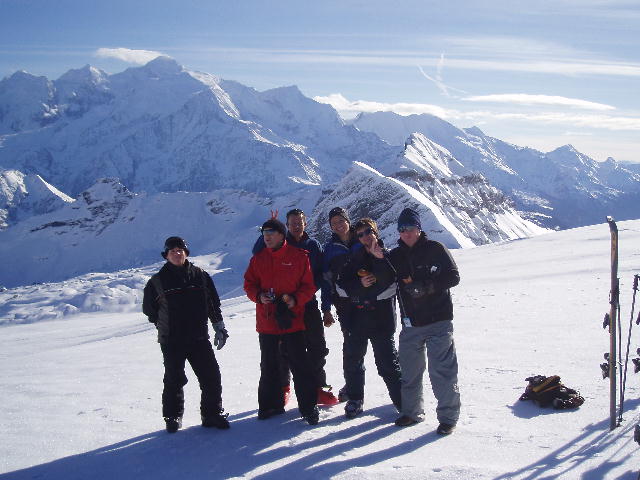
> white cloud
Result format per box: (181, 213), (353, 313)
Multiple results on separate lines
(476, 111), (640, 131)
(94, 48), (166, 65)
(450, 58), (640, 77)
(463, 94), (616, 111)
(314, 93), (640, 131)
(313, 93), (452, 119)
(165, 46), (640, 78)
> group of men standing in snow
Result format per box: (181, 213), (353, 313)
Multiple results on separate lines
(142, 206), (461, 436)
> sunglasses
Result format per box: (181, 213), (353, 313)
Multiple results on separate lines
(262, 228), (278, 235)
(357, 227), (374, 239)
(398, 225), (419, 233)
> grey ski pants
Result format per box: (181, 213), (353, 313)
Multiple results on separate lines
(398, 320), (460, 424)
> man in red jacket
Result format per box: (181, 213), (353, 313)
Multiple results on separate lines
(244, 218), (320, 425)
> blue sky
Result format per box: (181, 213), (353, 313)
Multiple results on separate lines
(1, 0), (638, 162)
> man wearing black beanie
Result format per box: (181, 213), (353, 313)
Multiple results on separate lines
(143, 236), (230, 433)
(389, 208), (461, 436)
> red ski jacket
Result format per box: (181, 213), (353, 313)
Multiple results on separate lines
(244, 240), (316, 334)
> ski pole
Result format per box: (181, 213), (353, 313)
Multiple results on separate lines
(620, 275), (639, 420)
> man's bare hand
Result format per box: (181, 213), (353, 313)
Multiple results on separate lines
(282, 294), (296, 309)
(323, 310), (335, 327)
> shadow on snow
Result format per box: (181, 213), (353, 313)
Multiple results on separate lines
(499, 398), (640, 480)
(1, 405), (440, 480)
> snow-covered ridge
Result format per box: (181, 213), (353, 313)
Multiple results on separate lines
(353, 112), (640, 229)
(0, 169), (73, 229)
(310, 136), (546, 248)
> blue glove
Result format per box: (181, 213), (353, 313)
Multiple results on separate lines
(213, 321), (229, 350)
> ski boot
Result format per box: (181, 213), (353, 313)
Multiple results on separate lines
(345, 399), (363, 419)
(164, 416), (182, 433)
(202, 411), (230, 429)
(317, 386), (339, 406)
(304, 406), (320, 426)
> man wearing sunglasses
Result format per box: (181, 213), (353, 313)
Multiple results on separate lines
(244, 218), (320, 425)
(336, 218), (402, 419)
(389, 208), (461, 436)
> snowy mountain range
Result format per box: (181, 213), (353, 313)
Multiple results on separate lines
(0, 57), (637, 290)
(352, 112), (640, 229)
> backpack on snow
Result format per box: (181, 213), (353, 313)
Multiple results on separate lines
(519, 375), (585, 409)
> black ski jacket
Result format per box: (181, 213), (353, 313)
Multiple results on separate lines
(389, 233), (459, 327)
(142, 260), (223, 344)
(336, 239), (398, 334)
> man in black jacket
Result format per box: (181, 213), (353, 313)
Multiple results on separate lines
(336, 218), (402, 419)
(143, 236), (230, 433)
(389, 208), (461, 435)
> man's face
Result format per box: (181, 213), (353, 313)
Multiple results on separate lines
(330, 215), (349, 236)
(263, 229), (285, 249)
(287, 214), (306, 239)
(166, 247), (187, 266)
(399, 226), (420, 248)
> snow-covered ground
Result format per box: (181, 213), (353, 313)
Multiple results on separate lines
(1, 220), (639, 479)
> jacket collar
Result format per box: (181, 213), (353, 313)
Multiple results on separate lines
(330, 231), (357, 248)
(267, 239), (289, 258)
(287, 231), (309, 247)
(163, 259), (191, 276)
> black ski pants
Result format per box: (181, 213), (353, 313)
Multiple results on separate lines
(278, 298), (329, 389)
(259, 331), (316, 417)
(160, 339), (223, 419)
(344, 322), (402, 409)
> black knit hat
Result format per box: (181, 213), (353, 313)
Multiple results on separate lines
(398, 208), (422, 231)
(328, 206), (350, 225)
(261, 218), (287, 236)
(162, 236), (190, 258)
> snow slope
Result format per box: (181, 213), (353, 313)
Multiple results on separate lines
(1, 219), (639, 479)
(0, 169), (73, 229)
(0, 177), (296, 290)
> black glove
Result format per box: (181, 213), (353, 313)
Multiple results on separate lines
(212, 321), (229, 350)
(275, 297), (294, 330)
(403, 280), (434, 299)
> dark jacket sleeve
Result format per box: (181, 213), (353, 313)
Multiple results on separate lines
(142, 278), (159, 323)
(430, 243), (460, 292)
(335, 251), (363, 298)
(307, 239), (331, 312)
(292, 253), (317, 307)
(204, 272), (224, 324)
(252, 235), (266, 255)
